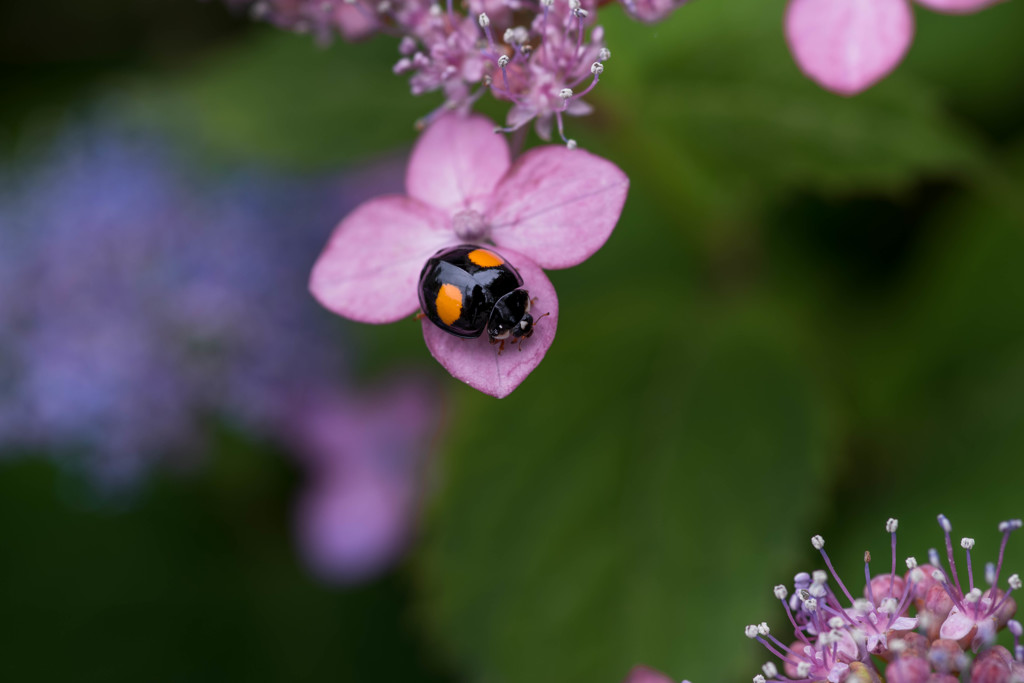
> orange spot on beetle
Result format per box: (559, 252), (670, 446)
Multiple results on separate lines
(435, 283), (463, 326)
(467, 248), (504, 268)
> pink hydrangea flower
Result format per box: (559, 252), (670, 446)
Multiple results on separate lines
(309, 113), (629, 398)
(280, 379), (438, 584)
(785, 0), (1006, 96)
(745, 516), (1024, 683)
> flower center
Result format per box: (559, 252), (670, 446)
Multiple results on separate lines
(452, 209), (488, 242)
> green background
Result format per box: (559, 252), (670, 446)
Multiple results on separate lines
(2, 0), (1024, 681)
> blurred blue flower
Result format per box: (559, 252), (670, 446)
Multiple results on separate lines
(0, 121), (440, 579)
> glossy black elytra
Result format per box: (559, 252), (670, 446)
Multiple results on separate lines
(417, 244), (537, 348)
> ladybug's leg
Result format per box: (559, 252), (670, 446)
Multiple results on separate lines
(497, 339), (506, 355)
(414, 311), (426, 321)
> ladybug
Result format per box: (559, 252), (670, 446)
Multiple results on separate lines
(418, 244), (543, 351)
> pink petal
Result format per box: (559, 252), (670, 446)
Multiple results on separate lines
(487, 146), (629, 269)
(889, 616), (918, 631)
(785, 0), (915, 96)
(296, 471), (412, 584)
(623, 666), (675, 683)
(915, 0), (1003, 13)
(421, 251), (558, 398)
(310, 195), (451, 323)
(406, 113), (510, 215)
(939, 607), (976, 641)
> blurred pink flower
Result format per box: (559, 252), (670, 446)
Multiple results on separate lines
(282, 379), (439, 584)
(309, 113), (628, 397)
(785, 0), (1006, 96)
(623, 665), (681, 683)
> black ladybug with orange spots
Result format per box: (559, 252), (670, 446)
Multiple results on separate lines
(418, 244), (536, 346)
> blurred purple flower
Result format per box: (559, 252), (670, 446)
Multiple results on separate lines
(0, 121), (441, 581)
(622, 665), (682, 683)
(283, 381), (438, 583)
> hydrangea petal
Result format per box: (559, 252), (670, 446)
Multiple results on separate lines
(938, 607), (976, 641)
(421, 251), (558, 398)
(890, 616), (918, 631)
(310, 195), (451, 323)
(406, 114), (510, 215)
(914, 0), (1003, 13)
(487, 146), (629, 269)
(623, 666), (675, 683)
(785, 0), (914, 96)
(296, 472), (411, 584)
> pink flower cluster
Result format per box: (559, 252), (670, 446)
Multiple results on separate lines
(627, 515), (1024, 683)
(223, 0), (690, 142)
(745, 515), (1023, 683)
(785, 0), (1007, 96)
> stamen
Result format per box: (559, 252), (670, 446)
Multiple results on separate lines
(888, 519), (898, 601)
(932, 569), (967, 613)
(991, 519), (1022, 599)
(812, 535), (858, 606)
(938, 514), (965, 596)
(962, 537), (976, 591)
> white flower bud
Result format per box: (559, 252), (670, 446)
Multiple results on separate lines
(961, 537), (975, 550)
(745, 624), (759, 639)
(886, 518), (899, 533)
(811, 535), (825, 550)
(559, 88), (573, 99)
(598, 47), (611, 61)
(498, 55), (509, 67)
(565, 139), (577, 150)
(591, 61), (604, 75)
(773, 585), (787, 600)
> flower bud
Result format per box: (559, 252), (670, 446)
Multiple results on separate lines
(885, 655), (930, 683)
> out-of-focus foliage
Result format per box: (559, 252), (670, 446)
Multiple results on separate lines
(2, 0), (1023, 681)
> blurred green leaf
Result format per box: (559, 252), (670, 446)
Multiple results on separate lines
(0, 444), (452, 683)
(907, 2), (1024, 140)
(600, 0), (987, 216)
(416, 212), (839, 682)
(126, 29), (428, 169)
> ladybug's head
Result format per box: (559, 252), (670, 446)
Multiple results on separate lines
(487, 289), (533, 341)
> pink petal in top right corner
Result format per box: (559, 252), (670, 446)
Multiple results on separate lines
(785, 0), (915, 96)
(915, 0), (1004, 14)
